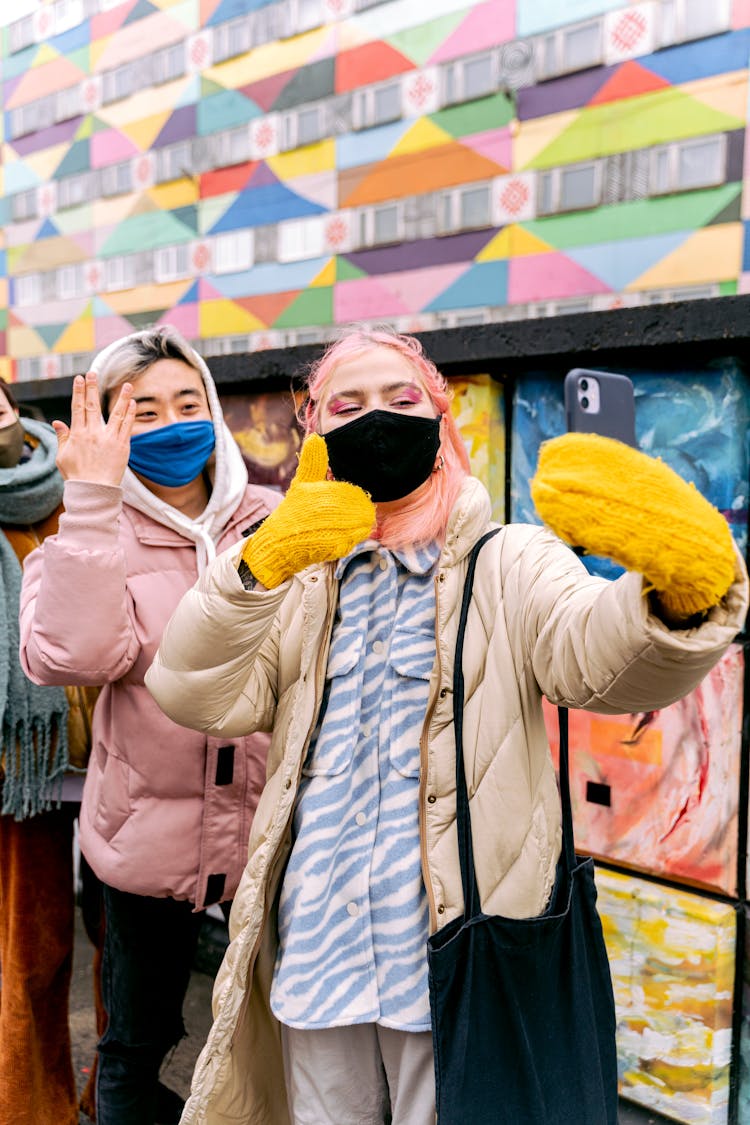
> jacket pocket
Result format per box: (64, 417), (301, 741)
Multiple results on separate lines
(91, 750), (131, 842)
(386, 628), (435, 778)
(302, 627), (365, 777)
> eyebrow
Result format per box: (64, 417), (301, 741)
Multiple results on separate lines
(133, 388), (204, 404)
(328, 380), (422, 402)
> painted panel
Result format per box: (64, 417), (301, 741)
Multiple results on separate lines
(511, 366), (750, 582)
(448, 373), (506, 522)
(597, 867), (737, 1125)
(544, 643), (744, 894)
(739, 906), (750, 1124)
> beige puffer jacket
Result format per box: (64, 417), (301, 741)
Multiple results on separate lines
(147, 477), (748, 1125)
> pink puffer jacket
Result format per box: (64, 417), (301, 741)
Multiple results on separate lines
(20, 479), (279, 909)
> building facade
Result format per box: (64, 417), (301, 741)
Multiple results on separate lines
(1, 0), (748, 381)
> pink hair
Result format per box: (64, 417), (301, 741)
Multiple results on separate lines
(303, 327), (470, 549)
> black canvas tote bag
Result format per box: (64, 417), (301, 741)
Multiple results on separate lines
(427, 528), (619, 1124)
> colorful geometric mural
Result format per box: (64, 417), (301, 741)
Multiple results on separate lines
(1, 3), (749, 380)
(597, 867), (738, 1125)
(544, 643), (745, 896)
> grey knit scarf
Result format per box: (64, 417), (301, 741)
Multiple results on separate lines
(0, 418), (68, 820)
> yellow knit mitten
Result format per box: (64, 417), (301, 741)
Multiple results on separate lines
(241, 433), (376, 589)
(530, 433), (736, 618)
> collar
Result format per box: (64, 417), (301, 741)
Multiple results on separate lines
(334, 537), (441, 580)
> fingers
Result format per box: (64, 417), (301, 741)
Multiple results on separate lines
(84, 370), (101, 422)
(109, 382), (136, 439)
(292, 434), (329, 486)
(70, 374), (86, 426)
(70, 371), (101, 430)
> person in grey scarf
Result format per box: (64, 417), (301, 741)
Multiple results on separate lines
(0, 380), (101, 1125)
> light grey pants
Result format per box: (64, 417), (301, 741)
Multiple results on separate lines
(281, 1022), (436, 1125)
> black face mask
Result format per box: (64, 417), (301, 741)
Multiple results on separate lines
(324, 410), (441, 502)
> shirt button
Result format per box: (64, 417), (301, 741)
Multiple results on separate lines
(379, 558), (388, 571)
(437, 904), (446, 914)
(355, 811), (367, 826)
(372, 640), (384, 655)
(427, 794), (436, 804)
(347, 902), (359, 917)
(439, 688), (448, 699)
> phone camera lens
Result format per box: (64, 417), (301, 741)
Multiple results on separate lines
(579, 378), (589, 391)
(581, 396), (589, 410)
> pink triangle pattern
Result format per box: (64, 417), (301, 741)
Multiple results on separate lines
(508, 252), (612, 303)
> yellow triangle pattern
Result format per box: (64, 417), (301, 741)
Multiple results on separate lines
(310, 259), (336, 287)
(33, 43), (60, 67)
(477, 225), (553, 262)
(200, 300), (265, 337)
(626, 223), (743, 290)
(389, 117), (453, 158)
(54, 306), (96, 354)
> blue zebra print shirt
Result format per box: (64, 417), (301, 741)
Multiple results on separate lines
(270, 539), (440, 1030)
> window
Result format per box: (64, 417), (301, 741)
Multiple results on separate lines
(100, 161), (133, 197)
(538, 162), (601, 215)
(443, 52), (496, 105)
(353, 81), (402, 129)
(650, 135), (726, 194)
(156, 142), (193, 183)
(102, 63), (136, 105)
(58, 173), (92, 210)
(60, 351), (93, 377)
(15, 274), (42, 307)
(17, 358), (43, 382)
(437, 183), (492, 233)
(537, 20), (602, 80)
(105, 255), (137, 292)
(356, 203), (403, 247)
(292, 0), (322, 33)
(11, 189), (38, 223)
(10, 96), (56, 140)
(214, 230), (254, 273)
(213, 16), (251, 62)
(54, 0), (85, 33)
(153, 42), (185, 85)
(282, 106), (325, 151)
(215, 126), (251, 168)
(252, 5), (280, 45)
(278, 218), (325, 263)
(153, 244), (190, 283)
(9, 15), (35, 54)
(56, 84), (83, 122)
(659, 0), (731, 45)
(57, 265), (85, 300)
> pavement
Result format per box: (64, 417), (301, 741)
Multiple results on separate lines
(69, 906), (673, 1125)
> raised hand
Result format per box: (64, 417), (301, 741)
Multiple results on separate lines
(241, 433), (377, 589)
(530, 432), (736, 619)
(53, 371), (136, 487)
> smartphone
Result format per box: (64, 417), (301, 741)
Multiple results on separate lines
(564, 368), (636, 447)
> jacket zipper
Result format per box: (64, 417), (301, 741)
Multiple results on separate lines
(229, 569), (337, 1050)
(419, 570), (443, 934)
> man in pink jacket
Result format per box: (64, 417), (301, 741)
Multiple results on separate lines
(19, 327), (280, 1125)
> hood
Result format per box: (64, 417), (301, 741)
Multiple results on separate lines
(90, 330), (249, 571)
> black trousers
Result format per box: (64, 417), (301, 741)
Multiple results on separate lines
(96, 883), (226, 1125)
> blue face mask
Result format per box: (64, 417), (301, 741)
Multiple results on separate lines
(128, 420), (216, 487)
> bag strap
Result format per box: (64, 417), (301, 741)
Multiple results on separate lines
(453, 528), (576, 922)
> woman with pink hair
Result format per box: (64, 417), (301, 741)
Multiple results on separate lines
(147, 326), (746, 1125)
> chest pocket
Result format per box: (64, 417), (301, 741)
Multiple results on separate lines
(386, 627), (435, 778)
(302, 627), (365, 777)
